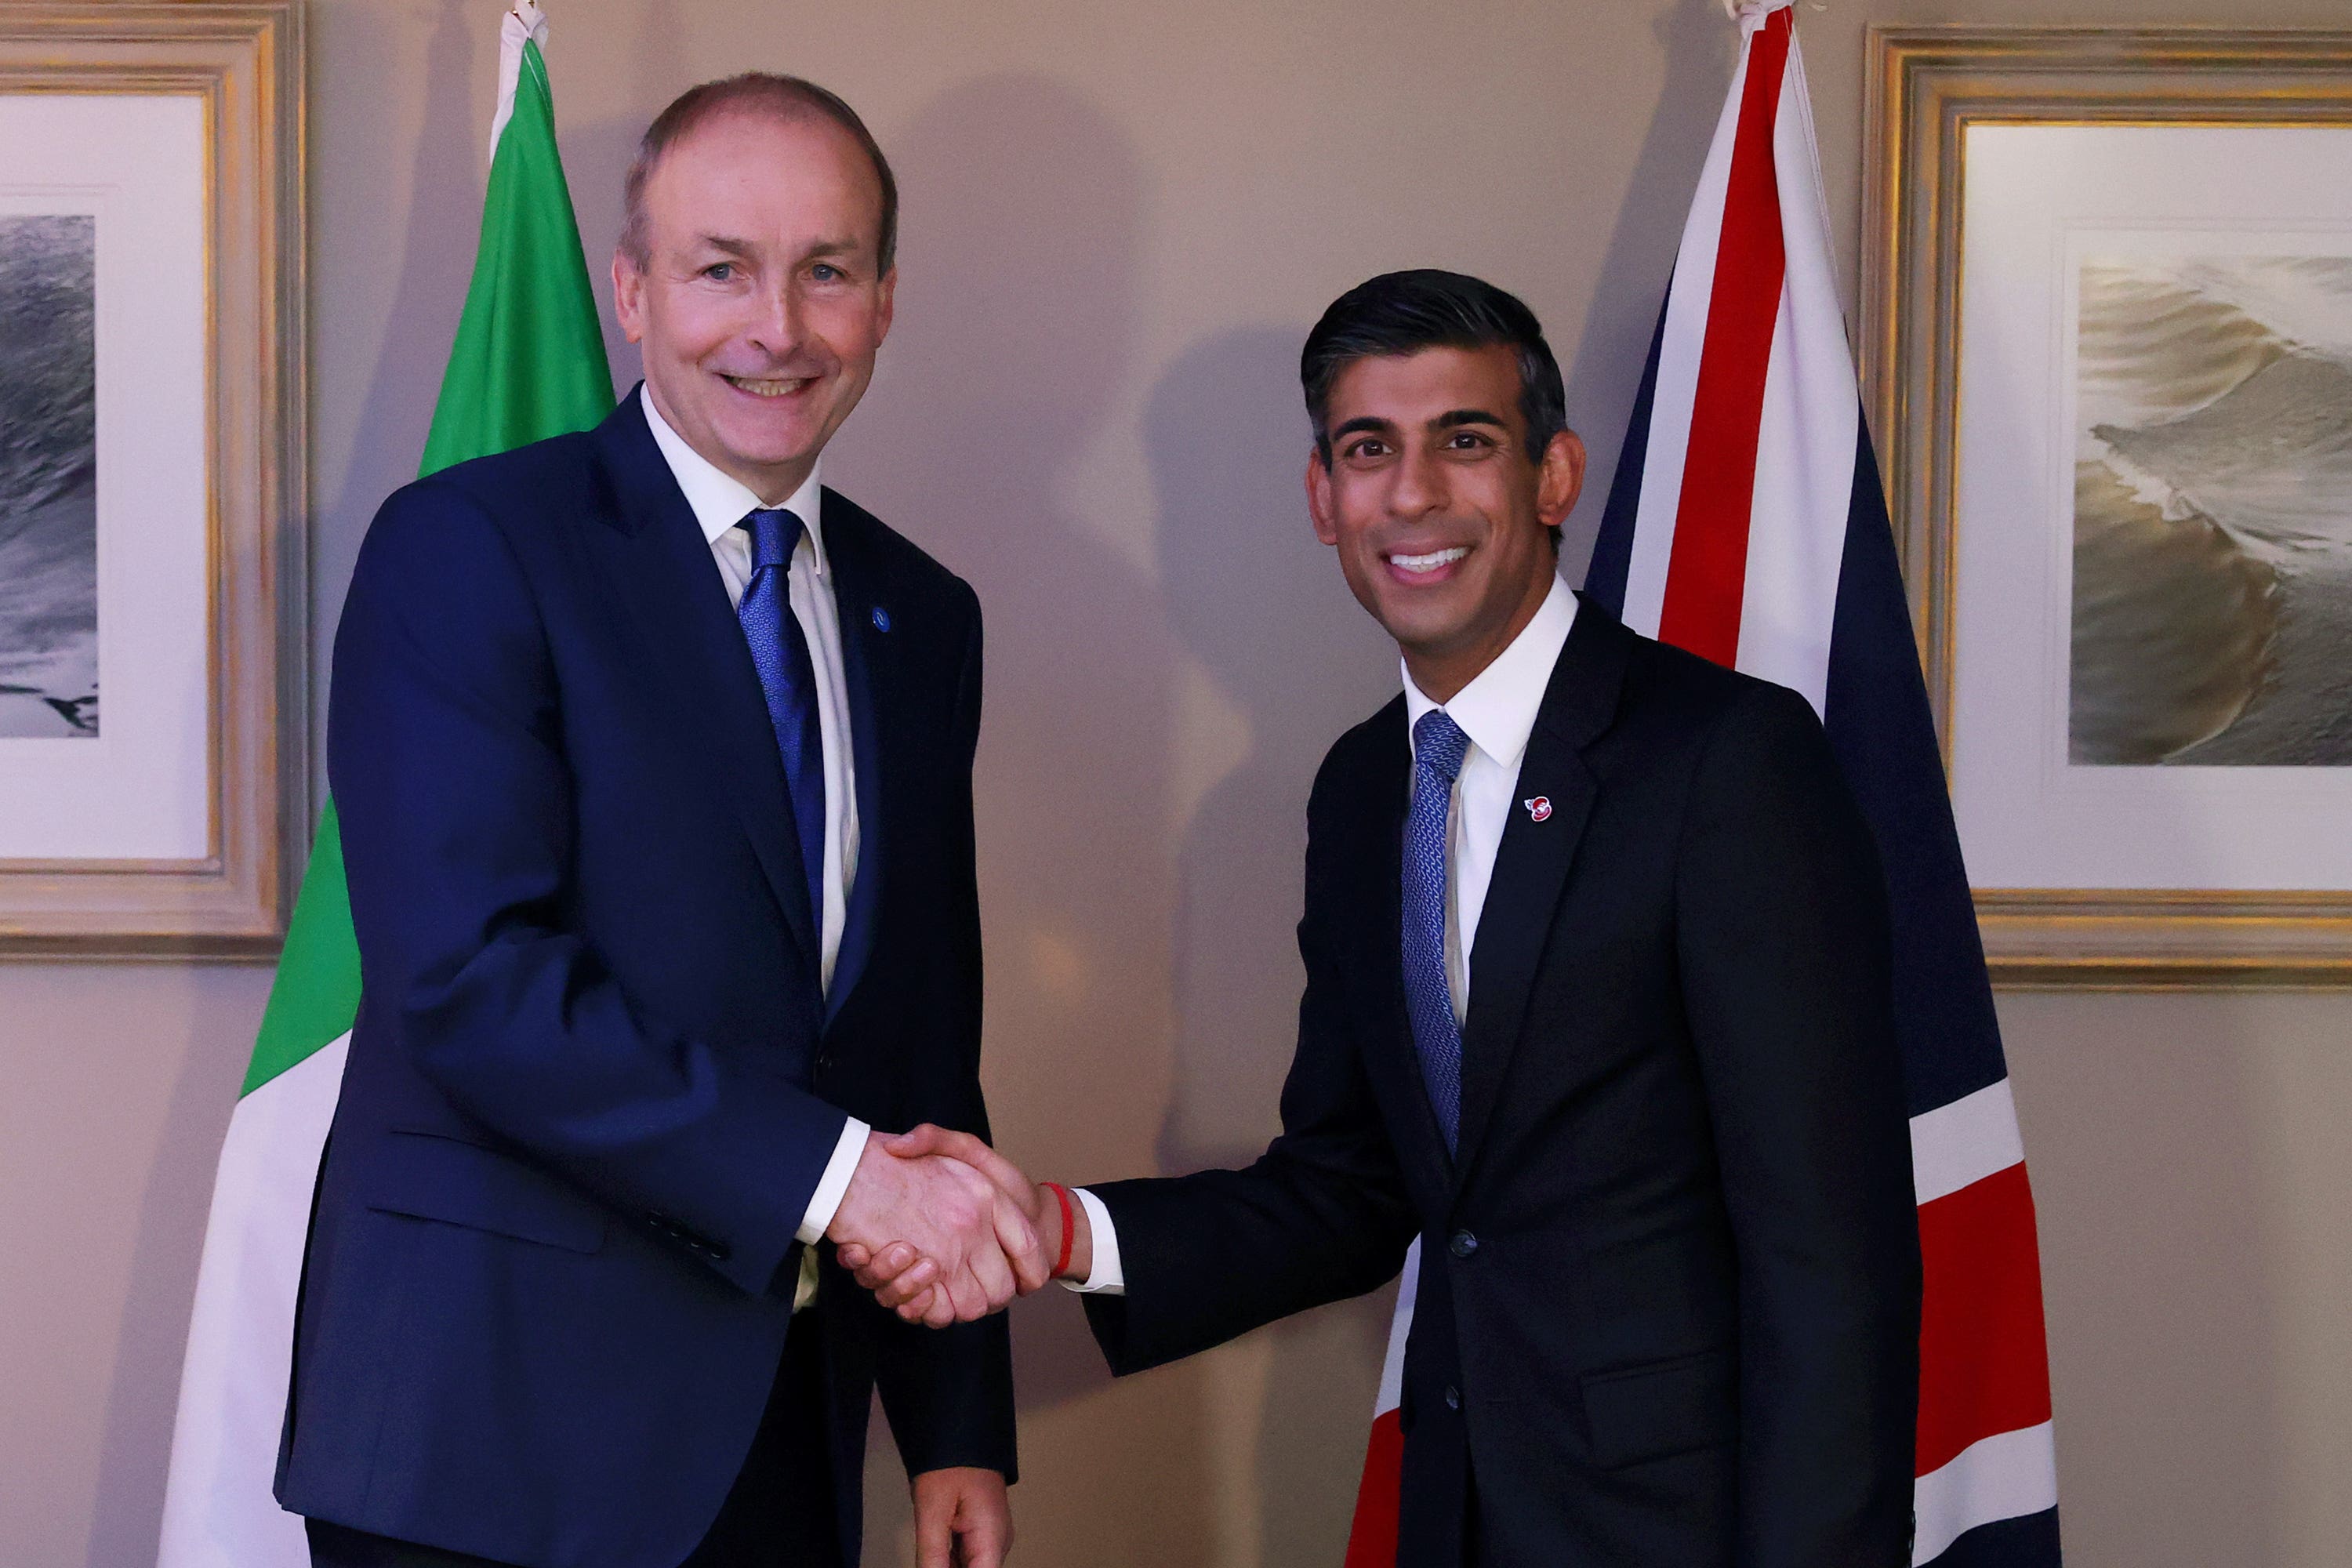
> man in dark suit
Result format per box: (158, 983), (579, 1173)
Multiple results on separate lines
(851, 271), (1922, 1566)
(280, 75), (1044, 1568)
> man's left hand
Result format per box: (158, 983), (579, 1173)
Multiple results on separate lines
(911, 1466), (1011, 1568)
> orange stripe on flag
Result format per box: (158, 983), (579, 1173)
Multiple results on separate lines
(1916, 1161), (2053, 1475)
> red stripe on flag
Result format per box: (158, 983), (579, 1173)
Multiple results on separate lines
(1656, 8), (1791, 666)
(1916, 1160), (2054, 1475)
(1343, 1408), (1405, 1568)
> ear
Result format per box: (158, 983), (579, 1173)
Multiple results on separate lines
(1305, 449), (1340, 546)
(1536, 429), (1588, 529)
(874, 264), (898, 347)
(612, 249), (648, 345)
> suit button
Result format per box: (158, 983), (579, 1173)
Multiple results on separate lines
(1443, 1385), (1461, 1411)
(1449, 1229), (1478, 1258)
(815, 1051), (836, 1073)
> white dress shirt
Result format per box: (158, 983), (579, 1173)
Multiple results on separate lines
(1066, 572), (1579, 1294)
(641, 394), (869, 1265)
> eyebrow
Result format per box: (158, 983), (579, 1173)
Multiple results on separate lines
(1330, 408), (1510, 443)
(687, 234), (866, 260)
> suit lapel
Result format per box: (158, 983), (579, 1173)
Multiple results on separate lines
(819, 488), (886, 1025)
(1451, 597), (1632, 1174)
(586, 392), (819, 975)
(1349, 702), (1460, 1198)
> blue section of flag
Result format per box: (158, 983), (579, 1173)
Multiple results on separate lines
(1584, 294), (1668, 618)
(1582, 340), (2014, 1120)
(1932, 1507), (2063, 1568)
(1821, 426), (2012, 1119)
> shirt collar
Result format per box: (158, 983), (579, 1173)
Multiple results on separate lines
(641, 387), (828, 575)
(1402, 572), (1578, 772)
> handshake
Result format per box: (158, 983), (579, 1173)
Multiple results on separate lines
(822, 1126), (1080, 1327)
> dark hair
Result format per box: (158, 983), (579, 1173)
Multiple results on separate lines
(621, 74), (898, 273)
(1301, 270), (1566, 470)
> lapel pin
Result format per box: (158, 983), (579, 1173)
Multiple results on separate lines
(871, 605), (891, 633)
(1524, 796), (1552, 822)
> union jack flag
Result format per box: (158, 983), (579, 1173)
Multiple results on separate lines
(1345, 5), (2060, 1563)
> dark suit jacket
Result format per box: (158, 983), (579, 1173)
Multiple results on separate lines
(1085, 598), (1920, 1567)
(278, 390), (1013, 1568)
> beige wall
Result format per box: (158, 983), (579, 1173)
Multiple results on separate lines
(4, 2), (2349, 1563)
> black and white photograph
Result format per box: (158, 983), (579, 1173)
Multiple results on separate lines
(0, 57), (298, 944)
(0, 212), (98, 739)
(2071, 256), (2352, 766)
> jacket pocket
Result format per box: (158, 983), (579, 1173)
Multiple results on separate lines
(364, 1129), (608, 1254)
(1580, 1345), (1736, 1469)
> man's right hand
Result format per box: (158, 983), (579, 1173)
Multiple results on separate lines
(825, 1132), (1048, 1327)
(838, 1126), (1090, 1323)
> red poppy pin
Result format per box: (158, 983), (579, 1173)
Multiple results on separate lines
(1524, 796), (1552, 822)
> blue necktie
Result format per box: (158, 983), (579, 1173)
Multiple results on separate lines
(737, 507), (826, 931)
(1403, 710), (1470, 1154)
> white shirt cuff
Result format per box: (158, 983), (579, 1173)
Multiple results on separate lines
(1059, 1186), (1124, 1294)
(795, 1116), (870, 1246)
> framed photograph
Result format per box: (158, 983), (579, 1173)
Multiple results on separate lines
(1864, 27), (2352, 985)
(0, 2), (304, 958)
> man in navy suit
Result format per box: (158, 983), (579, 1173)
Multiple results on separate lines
(280, 75), (1043, 1568)
(851, 272), (1921, 1566)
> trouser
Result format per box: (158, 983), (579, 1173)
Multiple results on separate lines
(307, 1312), (841, 1568)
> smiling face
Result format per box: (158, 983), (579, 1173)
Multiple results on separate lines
(613, 109), (895, 503)
(1306, 343), (1586, 702)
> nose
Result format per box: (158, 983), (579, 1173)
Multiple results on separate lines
(1390, 442), (1449, 521)
(747, 278), (804, 359)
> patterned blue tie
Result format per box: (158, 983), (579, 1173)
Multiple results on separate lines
(1403, 710), (1470, 1154)
(737, 507), (826, 931)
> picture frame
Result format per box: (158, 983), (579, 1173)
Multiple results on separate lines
(0, 1), (305, 959)
(1864, 26), (2352, 986)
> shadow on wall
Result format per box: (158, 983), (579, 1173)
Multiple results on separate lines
(557, 0), (693, 389)
(313, 0), (488, 756)
(1152, 327), (1396, 1174)
(836, 64), (1168, 1392)
(85, 969), (275, 1568)
(1149, 328), (1402, 1565)
(823, 74), (1218, 1566)
(1559, 0), (1737, 576)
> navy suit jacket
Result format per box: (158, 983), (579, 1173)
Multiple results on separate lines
(1084, 602), (1921, 1567)
(278, 390), (1013, 1568)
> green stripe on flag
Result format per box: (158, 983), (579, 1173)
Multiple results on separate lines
(421, 39), (614, 476)
(238, 32), (613, 1099)
(242, 799), (361, 1095)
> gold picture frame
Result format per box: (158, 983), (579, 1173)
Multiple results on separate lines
(0, 2), (304, 958)
(1864, 26), (2352, 987)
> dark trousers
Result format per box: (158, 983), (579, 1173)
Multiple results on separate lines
(307, 1313), (840, 1568)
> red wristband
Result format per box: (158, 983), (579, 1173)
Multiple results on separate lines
(1043, 1181), (1076, 1280)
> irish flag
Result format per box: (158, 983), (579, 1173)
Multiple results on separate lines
(1345, 3), (2060, 1564)
(156, 9), (612, 1562)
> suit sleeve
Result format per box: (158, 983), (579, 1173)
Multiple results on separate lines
(1674, 682), (1922, 1568)
(868, 589), (1018, 1480)
(328, 480), (848, 1297)
(1080, 754), (1419, 1374)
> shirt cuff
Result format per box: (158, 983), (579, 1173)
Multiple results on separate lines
(795, 1116), (870, 1246)
(1058, 1186), (1124, 1295)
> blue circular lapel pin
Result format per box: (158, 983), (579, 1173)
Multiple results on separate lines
(871, 605), (891, 633)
